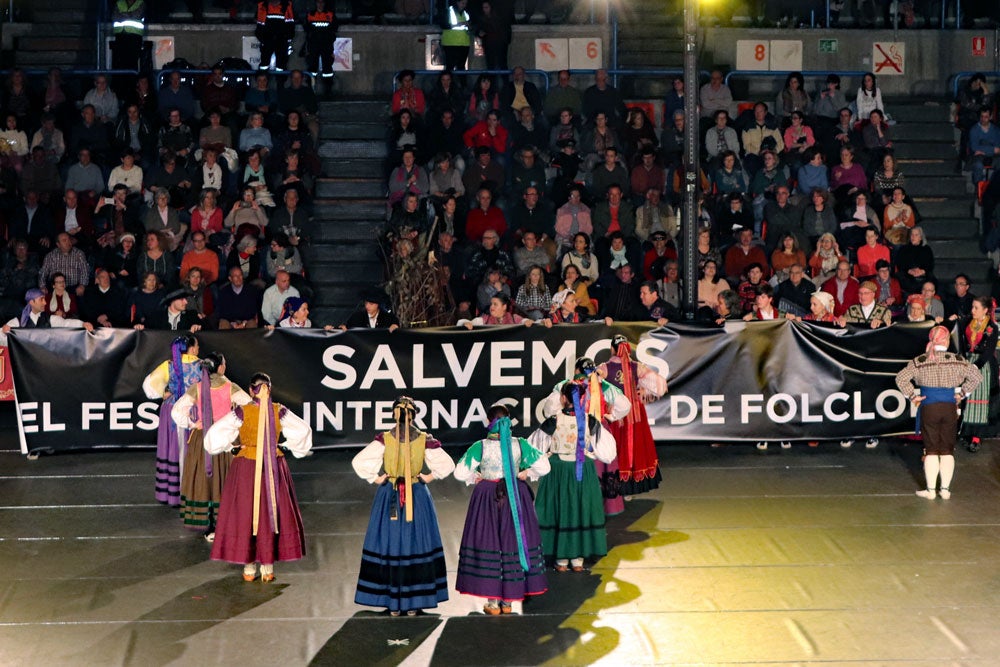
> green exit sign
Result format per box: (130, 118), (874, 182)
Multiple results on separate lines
(819, 39), (838, 54)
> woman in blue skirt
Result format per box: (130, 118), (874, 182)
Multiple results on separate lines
(352, 396), (455, 616)
(454, 404), (550, 615)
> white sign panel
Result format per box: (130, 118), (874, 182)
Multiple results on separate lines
(425, 34), (445, 70)
(152, 36), (175, 70)
(242, 36), (262, 70)
(534, 38), (569, 72)
(736, 40), (769, 70)
(568, 37), (603, 70)
(769, 40), (802, 71)
(872, 42), (905, 76)
(333, 37), (353, 72)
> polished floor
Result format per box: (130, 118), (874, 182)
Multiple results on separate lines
(2, 437), (1000, 666)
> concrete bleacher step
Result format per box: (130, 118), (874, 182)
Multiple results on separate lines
(17, 37), (94, 52)
(319, 140), (388, 159)
(933, 239), (986, 259)
(911, 199), (973, 218)
(307, 243), (381, 263)
(310, 281), (384, 304)
(16, 51), (95, 67)
(920, 217), (980, 239)
(896, 160), (952, 177)
(935, 259), (993, 283)
(314, 219), (380, 243)
(316, 178), (385, 199)
(903, 175), (969, 197)
(319, 100), (388, 122)
(313, 198), (385, 220)
(23, 24), (96, 38)
(891, 122), (955, 142)
(321, 158), (384, 179)
(321, 122), (387, 141)
(33, 9), (89, 23)
(887, 103), (949, 123)
(893, 142), (958, 160)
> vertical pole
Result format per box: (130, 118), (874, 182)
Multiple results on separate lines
(826, 0), (831, 28)
(956, 0), (961, 29)
(682, 0), (699, 317)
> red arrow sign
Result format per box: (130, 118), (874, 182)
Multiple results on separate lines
(540, 43), (555, 58)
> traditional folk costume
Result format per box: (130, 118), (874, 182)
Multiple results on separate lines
(601, 336), (667, 496)
(352, 398), (455, 615)
(958, 313), (999, 451)
(454, 415), (550, 614)
(529, 385), (618, 571)
(895, 326), (982, 499)
(171, 359), (251, 536)
(142, 336), (200, 506)
(543, 359), (630, 516)
(204, 377), (312, 582)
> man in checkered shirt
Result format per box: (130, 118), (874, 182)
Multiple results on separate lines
(38, 233), (90, 297)
(895, 326), (982, 501)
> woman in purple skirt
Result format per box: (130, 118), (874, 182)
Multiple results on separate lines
(454, 404), (550, 615)
(204, 373), (312, 583)
(142, 335), (201, 506)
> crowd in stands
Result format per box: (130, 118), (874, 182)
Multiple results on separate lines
(0, 65), (327, 332)
(378, 64), (994, 330)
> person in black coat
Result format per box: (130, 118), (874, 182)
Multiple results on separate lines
(80, 269), (130, 327)
(141, 288), (203, 331)
(340, 287), (401, 330)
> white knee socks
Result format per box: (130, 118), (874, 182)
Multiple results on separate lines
(939, 455), (955, 490)
(923, 455), (941, 491)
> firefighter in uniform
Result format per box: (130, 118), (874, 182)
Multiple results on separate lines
(111, 0), (145, 72)
(256, 0), (296, 71)
(303, 0), (339, 80)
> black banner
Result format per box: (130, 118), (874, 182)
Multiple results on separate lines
(8, 321), (935, 454)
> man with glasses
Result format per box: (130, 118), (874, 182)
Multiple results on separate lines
(774, 264), (814, 314)
(180, 232), (219, 286)
(945, 274), (975, 321)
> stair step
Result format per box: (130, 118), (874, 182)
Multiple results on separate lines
(311, 282), (382, 303)
(911, 199), (973, 218)
(316, 178), (385, 199)
(314, 219), (380, 242)
(16, 51), (95, 67)
(321, 158), (385, 179)
(35, 9), (88, 23)
(895, 160), (953, 177)
(619, 38), (684, 54)
(319, 100), (388, 121)
(619, 23), (684, 39)
(320, 140), (387, 159)
(17, 37), (94, 51)
(306, 243), (381, 263)
(314, 198), (385, 220)
(932, 239), (986, 259)
(935, 259), (993, 283)
(893, 142), (957, 160)
(920, 217), (979, 239)
(891, 122), (955, 142)
(20, 24), (96, 38)
(904, 175), (969, 197)
(888, 103), (950, 123)
(321, 122), (388, 141)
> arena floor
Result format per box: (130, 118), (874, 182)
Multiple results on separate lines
(2, 437), (1000, 666)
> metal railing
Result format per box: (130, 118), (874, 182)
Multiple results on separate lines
(724, 70), (869, 89)
(392, 68), (550, 95)
(156, 69), (315, 90)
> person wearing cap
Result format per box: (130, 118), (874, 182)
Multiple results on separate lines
(0, 288), (92, 345)
(271, 296), (311, 328)
(530, 381), (619, 571)
(352, 396), (455, 615)
(901, 293), (929, 323)
(839, 279), (892, 329)
(454, 403), (550, 615)
(542, 356), (631, 515)
(171, 352), (251, 541)
(896, 326), (982, 499)
(785, 290), (838, 324)
(642, 229), (677, 281)
(543, 288), (610, 326)
(137, 286), (203, 331)
(142, 335), (201, 506)
(205, 372), (312, 583)
(341, 287), (400, 331)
